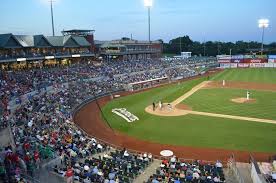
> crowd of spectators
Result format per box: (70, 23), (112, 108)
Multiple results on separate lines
(148, 156), (225, 183)
(54, 149), (153, 183)
(0, 58), (217, 182)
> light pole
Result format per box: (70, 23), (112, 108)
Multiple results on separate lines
(258, 19), (269, 55)
(50, 0), (55, 36)
(144, 0), (153, 42)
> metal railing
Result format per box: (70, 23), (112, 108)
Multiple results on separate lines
(250, 155), (270, 183)
(228, 154), (245, 183)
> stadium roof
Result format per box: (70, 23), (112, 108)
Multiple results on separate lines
(0, 34), (22, 48)
(0, 33), (91, 48)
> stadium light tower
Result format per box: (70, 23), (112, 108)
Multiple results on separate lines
(258, 19), (269, 55)
(50, 0), (55, 36)
(144, 0), (153, 42)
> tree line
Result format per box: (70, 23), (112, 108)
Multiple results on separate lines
(161, 36), (276, 56)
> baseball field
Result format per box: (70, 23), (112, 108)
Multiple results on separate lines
(101, 68), (276, 154)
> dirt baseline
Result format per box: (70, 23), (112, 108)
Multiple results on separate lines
(73, 71), (274, 163)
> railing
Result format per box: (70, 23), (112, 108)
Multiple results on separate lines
(250, 155), (270, 183)
(228, 154), (245, 183)
(0, 52), (95, 62)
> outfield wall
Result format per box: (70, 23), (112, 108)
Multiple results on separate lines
(220, 63), (276, 68)
(218, 55), (276, 68)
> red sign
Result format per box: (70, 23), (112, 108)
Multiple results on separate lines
(231, 59), (243, 63)
(243, 58), (267, 63)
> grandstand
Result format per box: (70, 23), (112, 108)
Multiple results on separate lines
(0, 49), (226, 182)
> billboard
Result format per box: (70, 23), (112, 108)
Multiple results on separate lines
(250, 63), (266, 68)
(217, 55), (231, 60)
(231, 59), (243, 63)
(238, 63), (250, 68)
(243, 58), (268, 63)
(265, 63), (274, 68)
(220, 63), (230, 68)
(268, 59), (276, 63)
(218, 59), (231, 63)
(268, 55), (276, 59)
(230, 63), (238, 68)
(231, 55), (244, 59)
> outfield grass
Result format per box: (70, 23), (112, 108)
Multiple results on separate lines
(102, 74), (276, 153)
(182, 88), (276, 120)
(211, 68), (276, 83)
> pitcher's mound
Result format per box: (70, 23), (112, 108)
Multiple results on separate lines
(231, 98), (256, 104)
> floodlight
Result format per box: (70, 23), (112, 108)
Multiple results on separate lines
(258, 19), (269, 54)
(258, 19), (269, 28)
(144, 0), (153, 7)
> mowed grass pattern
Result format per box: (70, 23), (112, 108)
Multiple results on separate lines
(183, 88), (276, 120)
(211, 68), (276, 83)
(102, 73), (276, 152)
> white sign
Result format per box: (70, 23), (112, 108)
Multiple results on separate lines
(72, 54), (81, 58)
(45, 56), (55, 59)
(230, 63), (238, 68)
(217, 55), (231, 60)
(112, 108), (139, 123)
(16, 58), (26, 62)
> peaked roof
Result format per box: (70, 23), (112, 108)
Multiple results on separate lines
(0, 34), (22, 48)
(72, 36), (91, 47)
(14, 35), (34, 47)
(34, 35), (52, 47)
(46, 35), (89, 47)
(63, 36), (79, 47)
(0, 33), (91, 48)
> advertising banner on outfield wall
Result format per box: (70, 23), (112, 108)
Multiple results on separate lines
(250, 63), (266, 68)
(238, 63), (250, 68)
(220, 63), (230, 68)
(217, 55), (231, 60)
(218, 59), (231, 63)
(231, 55), (244, 59)
(265, 63), (274, 68)
(243, 58), (268, 63)
(231, 59), (243, 63)
(268, 59), (276, 63)
(230, 63), (238, 68)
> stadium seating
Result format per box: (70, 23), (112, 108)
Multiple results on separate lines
(0, 58), (218, 182)
(147, 158), (225, 183)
